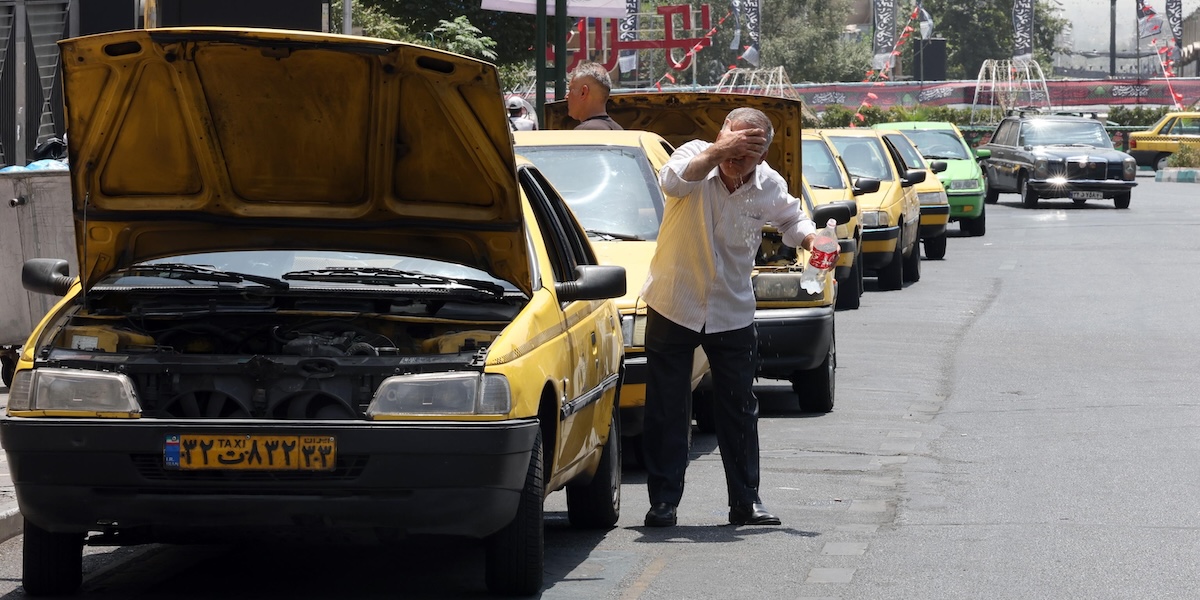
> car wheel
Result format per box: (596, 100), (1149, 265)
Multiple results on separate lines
(835, 255), (862, 310)
(963, 205), (986, 236)
(567, 405), (621, 528)
(1019, 174), (1038, 208)
(923, 233), (947, 260)
(692, 386), (716, 434)
(877, 237), (904, 291)
(983, 179), (999, 204)
(0, 355), (14, 388)
(485, 430), (544, 596)
(1157, 154), (1170, 171)
(791, 324), (835, 413)
(902, 232), (921, 283)
(1114, 193), (1131, 209)
(22, 521), (83, 597)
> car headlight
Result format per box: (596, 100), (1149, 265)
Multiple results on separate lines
(7, 369), (141, 416)
(621, 313), (647, 349)
(752, 272), (822, 301)
(948, 179), (978, 190)
(859, 210), (889, 228)
(367, 372), (511, 417)
(917, 190), (948, 205)
(1034, 158), (1048, 178)
(1123, 157), (1137, 180)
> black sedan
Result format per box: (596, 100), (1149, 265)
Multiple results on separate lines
(979, 114), (1137, 209)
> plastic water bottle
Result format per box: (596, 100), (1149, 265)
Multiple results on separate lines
(800, 219), (839, 294)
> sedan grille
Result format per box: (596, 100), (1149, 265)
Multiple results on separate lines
(1066, 161), (1106, 180)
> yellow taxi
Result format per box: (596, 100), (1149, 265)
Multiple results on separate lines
(3, 28), (628, 597)
(875, 129), (951, 260)
(801, 131), (880, 310)
(1128, 111), (1200, 171)
(512, 130), (710, 448)
(816, 128), (923, 290)
(546, 93), (856, 414)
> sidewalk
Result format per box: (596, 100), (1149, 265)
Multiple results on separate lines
(0, 387), (24, 545)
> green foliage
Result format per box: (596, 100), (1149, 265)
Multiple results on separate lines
(760, 0), (872, 83)
(332, 0), (420, 41)
(915, 0), (1066, 80)
(432, 15), (498, 61)
(367, 0), (540, 65)
(1167, 144), (1200, 168)
(1107, 106), (1171, 128)
(812, 105), (982, 128)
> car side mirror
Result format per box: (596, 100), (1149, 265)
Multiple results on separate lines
(851, 177), (881, 196)
(974, 148), (991, 160)
(556, 264), (626, 302)
(929, 160), (948, 174)
(23, 258), (73, 296)
(901, 169), (926, 187)
(812, 200), (857, 226)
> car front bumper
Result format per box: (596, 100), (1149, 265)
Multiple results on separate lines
(1, 417), (538, 541)
(947, 191), (984, 220)
(860, 225), (900, 270)
(754, 305), (835, 380)
(919, 205), (950, 238)
(1028, 178), (1137, 198)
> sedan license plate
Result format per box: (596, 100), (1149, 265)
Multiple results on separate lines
(1070, 191), (1104, 200)
(164, 434), (337, 471)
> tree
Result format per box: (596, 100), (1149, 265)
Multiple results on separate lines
(917, 0), (1067, 80)
(331, 0), (420, 42)
(432, 16), (498, 61)
(366, 0), (543, 65)
(759, 0), (872, 83)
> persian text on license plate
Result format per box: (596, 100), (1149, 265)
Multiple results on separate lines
(1070, 191), (1104, 199)
(164, 434), (336, 471)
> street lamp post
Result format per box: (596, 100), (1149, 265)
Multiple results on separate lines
(1110, 0), (1117, 77)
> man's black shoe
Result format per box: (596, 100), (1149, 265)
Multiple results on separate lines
(729, 503), (781, 526)
(644, 503), (677, 527)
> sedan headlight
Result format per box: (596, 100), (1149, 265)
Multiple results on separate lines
(1034, 158), (1049, 178)
(859, 210), (889, 228)
(7, 369), (141, 416)
(368, 372), (511, 417)
(621, 313), (647, 349)
(753, 272), (822, 301)
(917, 190), (948, 205)
(1123, 157), (1137, 180)
(948, 179), (979, 191)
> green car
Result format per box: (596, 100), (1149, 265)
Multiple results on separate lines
(873, 122), (988, 237)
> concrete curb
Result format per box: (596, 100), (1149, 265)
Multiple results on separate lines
(1155, 168), (1200, 182)
(0, 504), (22, 545)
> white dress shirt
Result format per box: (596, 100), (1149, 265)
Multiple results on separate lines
(642, 140), (816, 334)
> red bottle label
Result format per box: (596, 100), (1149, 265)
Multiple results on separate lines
(808, 248), (837, 270)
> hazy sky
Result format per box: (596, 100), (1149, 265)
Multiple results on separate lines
(1062, 0), (1200, 51)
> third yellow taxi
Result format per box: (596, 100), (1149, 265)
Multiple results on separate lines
(874, 129), (951, 260)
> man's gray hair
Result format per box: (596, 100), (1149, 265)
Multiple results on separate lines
(570, 61), (613, 96)
(725, 107), (775, 147)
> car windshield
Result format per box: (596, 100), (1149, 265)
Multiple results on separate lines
(1019, 120), (1114, 148)
(517, 145), (665, 241)
(801, 139), (847, 189)
(884, 134), (928, 170)
(100, 251), (520, 294)
(827, 136), (894, 181)
(902, 130), (971, 160)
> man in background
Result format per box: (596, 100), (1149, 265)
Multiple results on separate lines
(566, 61), (622, 131)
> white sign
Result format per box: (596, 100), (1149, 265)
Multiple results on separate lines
(480, 0), (632, 18)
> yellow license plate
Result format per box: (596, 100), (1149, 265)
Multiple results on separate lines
(164, 434), (336, 471)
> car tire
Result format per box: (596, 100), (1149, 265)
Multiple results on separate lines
(923, 233), (947, 260)
(877, 236), (904, 291)
(835, 255), (862, 310)
(22, 521), (83, 597)
(902, 232), (921, 283)
(963, 205), (986, 236)
(1114, 193), (1131, 209)
(791, 324), (835, 413)
(692, 386), (716, 434)
(0, 355), (14, 388)
(485, 430), (544, 596)
(1019, 174), (1038, 208)
(567, 405), (621, 529)
(983, 179), (1000, 204)
(1157, 154), (1170, 171)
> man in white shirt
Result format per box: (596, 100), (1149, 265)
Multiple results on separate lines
(641, 107), (824, 528)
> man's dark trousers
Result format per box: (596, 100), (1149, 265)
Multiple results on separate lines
(642, 307), (763, 508)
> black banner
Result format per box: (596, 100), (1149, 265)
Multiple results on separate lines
(729, 0), (761, 66)
(618, 0), (638, 73)
(1166, 0), (1183, 63)
(872, 0), (895, 70)
(1012, 0), (1033, 63)
(1136, 0), (1164, 40)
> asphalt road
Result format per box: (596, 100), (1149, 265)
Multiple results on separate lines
(0, 173), (1196, 599)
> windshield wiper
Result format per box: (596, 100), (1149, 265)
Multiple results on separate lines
(129, 263), (289, 290)
(283, 267), (505, 297)
(809, 184), (832, 189)
(586, 229), (644, 241)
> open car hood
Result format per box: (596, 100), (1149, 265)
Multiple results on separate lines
(61, 28), (526, 290)
(546, 92), (804, 192)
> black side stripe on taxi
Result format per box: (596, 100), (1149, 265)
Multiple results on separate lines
(560, 372), (622, 420)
